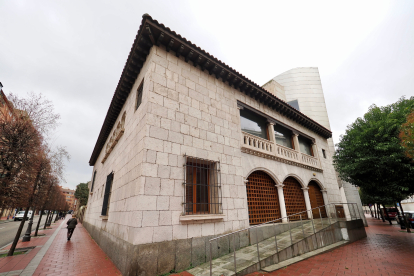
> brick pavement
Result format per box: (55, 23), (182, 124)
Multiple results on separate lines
(1, 216), (120, 276)
(32, 222), (120, 276)
(245, 215), (414, 276)
(0, 221), (61, 274)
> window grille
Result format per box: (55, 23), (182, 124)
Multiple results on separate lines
(101, 172), (114, 216)
(136, 80), (144, 110)
(91, 171), (96, 192)
(183, 156), (222, 215)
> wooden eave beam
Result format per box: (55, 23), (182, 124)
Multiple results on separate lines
(145, 24), (156, 45)
(166, 38), (175, 52)
(156, 32), (165, 46)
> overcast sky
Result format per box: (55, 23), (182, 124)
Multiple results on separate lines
(1, 1), (413, 190)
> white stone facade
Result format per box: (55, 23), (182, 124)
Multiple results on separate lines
(84, 45), (347, 248)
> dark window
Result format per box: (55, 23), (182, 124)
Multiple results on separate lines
(299, 136), (313, 156)
(240, 108), (268, 139)
(184, 156), (221, 215)
(136, 80), (144, 110)
(287, 99), (300, 111)
(101, 172), (114, 216)
(91, 171), (96, 192)
(322, 149), (326, 159)
(274, 124), (293, 149)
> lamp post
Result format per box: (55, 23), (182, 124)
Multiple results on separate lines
(22, 209), (35, 242)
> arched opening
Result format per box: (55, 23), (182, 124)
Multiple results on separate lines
(308, 181), (327, 218)
(283, 177), (308, 220)
(246, 171), (280, 225)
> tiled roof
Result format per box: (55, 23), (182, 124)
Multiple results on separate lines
(89, 14), (332, 166)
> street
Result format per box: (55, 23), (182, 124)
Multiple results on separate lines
(0, 215), (47, 248)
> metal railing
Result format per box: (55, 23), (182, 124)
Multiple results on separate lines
(208, 202), (362, 275)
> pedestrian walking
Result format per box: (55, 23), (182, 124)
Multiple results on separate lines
(66, 214), (78, 241)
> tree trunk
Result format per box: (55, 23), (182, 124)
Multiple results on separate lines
(7, 208), (29, 256)
(382, 204), (392, 225)
(43, 211), (50, 230)
(378, 204), (385, 222)
(368, 205), (374, 217)
(373, 204), (378, 218)
(35, 210), (44, 236)
(399, 202), (411, 233)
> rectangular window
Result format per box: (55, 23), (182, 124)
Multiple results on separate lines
(274, 124), (293, 149)
(322, 149), (326, 159)
(136, 80), (144, 110)
(91, 171), (96, 192)
(298, 136), (313, 156)
(101, 172), (114, 216)
(183, 156), (221, 215)
(240, 108), (268, 139)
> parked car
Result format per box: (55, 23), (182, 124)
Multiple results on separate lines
(396, 211), (414, 228)
(381, 207), (398, 220)
(14, 210), (33, 221)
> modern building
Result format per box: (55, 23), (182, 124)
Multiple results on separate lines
(84, 14), (364, 275)
(60, 186), (76, 211)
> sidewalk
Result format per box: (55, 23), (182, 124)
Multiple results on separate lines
(244, 215), (414, 276)
(0, 216), (120, 276)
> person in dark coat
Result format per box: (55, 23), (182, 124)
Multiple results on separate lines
(66, 215), (78, 241)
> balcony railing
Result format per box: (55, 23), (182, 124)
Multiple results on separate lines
(242, 132), (273, 154)
(241, 131), (321, 169)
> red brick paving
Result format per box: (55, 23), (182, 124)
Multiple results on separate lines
(246, 216), (414, 276)
(0, 221), (63, 273)
(32, 222), (120, 276)
(0, 247), (41, 272)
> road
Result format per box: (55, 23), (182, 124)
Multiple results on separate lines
(0, 214), (49, 248)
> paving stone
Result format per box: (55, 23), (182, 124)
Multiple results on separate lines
(245, 215), (414, 276)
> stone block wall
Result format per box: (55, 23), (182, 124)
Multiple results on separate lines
(84, 45), (348, 275)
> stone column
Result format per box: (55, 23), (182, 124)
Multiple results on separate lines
(302, 187), (313, 219)
(321, 189), (328, 206)
(268, 122), (275, 142)
(276, 184), (287, 223)
(267, 122), (277, 155)
(311, 142), (319, 159)
(320, 189), (330, 218)
(292, 132), (300, 152)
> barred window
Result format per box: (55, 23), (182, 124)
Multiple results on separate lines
(183, 156), (222, 215)
(90, 171), (96, 192)
(101, 172), (114, 216)
(136, 80), (144, 110)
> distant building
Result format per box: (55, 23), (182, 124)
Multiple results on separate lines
(60, 186), (76, 211)
(0, 82), (14, 121)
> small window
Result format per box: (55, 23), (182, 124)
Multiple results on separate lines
(136, 80), (144, 110)
(322, 149), (326, 159)
(274, 124), (293, 149)
(240, 108), (268, 139)
(299, 136), (313, 156)
(101, 172), (114, 216)
(91, 171), (96, 192)
(287, 99), (300, 111)
(184, 156), (222, 215)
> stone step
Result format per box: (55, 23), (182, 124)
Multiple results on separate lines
(262, 240), (348, 272)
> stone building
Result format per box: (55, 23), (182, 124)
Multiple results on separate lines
(84, 14), (363, 275)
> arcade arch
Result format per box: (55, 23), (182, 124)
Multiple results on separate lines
(308, 181), (327, 218)
(246, 171), (280, 225)
(283, 176), (308, 220)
